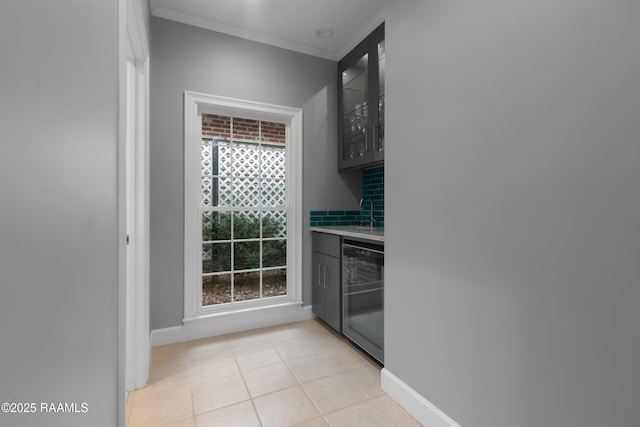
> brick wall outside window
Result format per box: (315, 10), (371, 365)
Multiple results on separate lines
(202, 114), (285, 145)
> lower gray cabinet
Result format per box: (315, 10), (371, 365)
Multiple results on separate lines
(312, 233), (341, 332)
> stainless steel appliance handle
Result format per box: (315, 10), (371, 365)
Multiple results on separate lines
(342, 243), (385, 255)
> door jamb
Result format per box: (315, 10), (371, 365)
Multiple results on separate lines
(119, 0), (150, 422)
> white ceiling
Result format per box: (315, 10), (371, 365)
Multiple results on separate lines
(150, 0), (386, 61)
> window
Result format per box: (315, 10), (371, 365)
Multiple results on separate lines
(184, 92), (302, 319)
(200, 114), (287, 305)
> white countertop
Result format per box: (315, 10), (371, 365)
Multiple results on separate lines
(310, 225), (384, 242)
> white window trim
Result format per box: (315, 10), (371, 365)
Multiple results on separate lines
(183, 91), (303, 322)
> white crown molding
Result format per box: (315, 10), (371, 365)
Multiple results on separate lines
(152, 3), (385, 62)
(152, 7), (337, 60)
(335, 11), (385, 61)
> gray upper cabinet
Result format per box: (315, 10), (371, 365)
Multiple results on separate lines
(338, 23), (385, 171)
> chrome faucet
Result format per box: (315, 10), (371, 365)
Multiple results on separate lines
(360, 198), (375, 229)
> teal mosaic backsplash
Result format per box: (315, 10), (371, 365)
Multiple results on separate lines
(310, 166), (384, 227)
(361, 166), (384, 227)
(309, 210), (362, 227)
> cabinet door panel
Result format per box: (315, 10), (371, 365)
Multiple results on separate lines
(338, 23), (384, 171)
(311, 252), (325, 320)
(323, 255), (341, 333)
(340, 52), (371, 170)
(372, 38), (385, 163)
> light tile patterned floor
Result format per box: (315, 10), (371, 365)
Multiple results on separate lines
(126, 319), (422, 427)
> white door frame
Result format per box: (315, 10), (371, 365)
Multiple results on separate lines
(121, 0), (150, 401)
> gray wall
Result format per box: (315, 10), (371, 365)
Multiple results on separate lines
(384, 1), (640, 427)
(149, 17), (359, 330)
(0, 1), (120, 426)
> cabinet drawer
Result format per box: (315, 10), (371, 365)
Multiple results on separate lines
(312, 232), (341, 258)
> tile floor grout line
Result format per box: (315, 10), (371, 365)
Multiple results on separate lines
(298, 371), (327, 423)
(343, 367), (371, 398)
(236, 353), (265, 427)
(369, 395), (415, 427)
(189, 377), (196, 423)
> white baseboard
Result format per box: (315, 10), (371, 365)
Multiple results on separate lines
(151, 302), (314, 347)
(381, 368), (461, 427)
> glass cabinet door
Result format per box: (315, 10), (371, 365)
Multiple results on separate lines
(338, 23), (384, 171)
(341, 53), (370, 164)
(373, 39), (385, 163)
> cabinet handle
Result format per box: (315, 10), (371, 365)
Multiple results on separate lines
(323, 265), (327, 288)
(372, 125), (378, 152)
(373, 124), (384, 152)
(364, 127), (368, 153)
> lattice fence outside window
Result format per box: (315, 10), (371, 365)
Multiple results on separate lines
(200, 142), (286, 208)
(199, 113), (288, 306)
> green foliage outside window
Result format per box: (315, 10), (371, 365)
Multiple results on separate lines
(202, 212), (286, 273)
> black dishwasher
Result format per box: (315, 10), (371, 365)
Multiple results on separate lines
(342, 239), (384, 364)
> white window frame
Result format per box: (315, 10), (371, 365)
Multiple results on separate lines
(183, 91), (303, 321)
